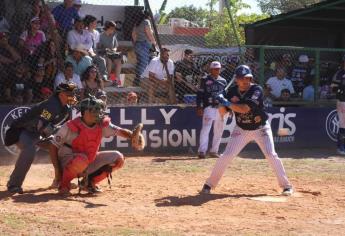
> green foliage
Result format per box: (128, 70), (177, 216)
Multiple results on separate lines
(257, 0), (323, 15)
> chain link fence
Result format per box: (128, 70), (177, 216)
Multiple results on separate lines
(0, 0), (340, 107)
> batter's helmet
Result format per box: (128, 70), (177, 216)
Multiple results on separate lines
(234, 65), (253, 78)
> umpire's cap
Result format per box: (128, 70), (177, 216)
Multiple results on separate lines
(55, 82), (77, 95)
(235, 65), (253, 78)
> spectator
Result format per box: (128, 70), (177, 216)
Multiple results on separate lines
(30, 64), (51, 102)
(84, 15), (107, 79)
(277, 88), (291, 102)
(174, 49), (201, 103)
(302, 75), (315, 102)
(52, 0), (79, 36)
(67, 17), (93, 54)
(132, 10), (157, 86)
(19, 17), (46, 61)
(220, 55), (239, 83)
(141, 48), (174, 103)
(277, 53), (293, 76)
(127, 91), (138, 105)
(5, 62), (33, 104)
(32, 0), (56, 37)
(95, 89), (108, 105)
(266, 67), (295, 99)
(290, 54), (311, 97)
(73, 0), (85, 18)
(54, 61), (83, 90)
(200, 58), (213, 77)
(65, 44), (92, 76)
(97, 21), (122, 82)
(0, 31), (21, 65)
(80, 65), (104, 98)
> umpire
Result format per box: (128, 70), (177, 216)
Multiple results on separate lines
(5, 82), (78, 194)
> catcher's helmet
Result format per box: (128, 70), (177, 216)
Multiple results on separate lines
(234, 65), (253, 78)
(79, 96), (106, 122)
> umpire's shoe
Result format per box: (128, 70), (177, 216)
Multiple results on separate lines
(200, 184), (211, 194)
(7, 185), (23, 195)
(198, 152), (206, 159)
(282, 188), (293, 196)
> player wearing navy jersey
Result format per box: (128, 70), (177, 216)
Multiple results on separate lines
(5, 83), (77, 194)
(196, 61), (228, 158)
(331, 55), (345, 155)
(201, 65), (293, 196)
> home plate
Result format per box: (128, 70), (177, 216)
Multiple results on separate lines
(248, 196), (287, 202)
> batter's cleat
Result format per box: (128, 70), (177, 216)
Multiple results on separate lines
(198, 152), (206, 159)
(337, 148), (345, 155)
(200, 184), (211, 194)
(208, 152), (220, 158)
(282, 188), (293, 196)
(7, 185), (23, 195)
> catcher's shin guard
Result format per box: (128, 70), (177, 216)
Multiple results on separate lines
(88, 157), (124, 186)
(60, 155), (89, 190)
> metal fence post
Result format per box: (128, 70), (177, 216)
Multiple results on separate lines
(259, 46), (265, 86)
(314, 50), (320, 104)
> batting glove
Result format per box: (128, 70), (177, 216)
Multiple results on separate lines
(215, 94), (231, 107)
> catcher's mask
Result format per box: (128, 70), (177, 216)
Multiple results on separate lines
(79, 96), (106, 123)
(56, 82), (78, 105)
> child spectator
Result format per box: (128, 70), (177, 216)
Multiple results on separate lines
(54, 61), (83, 90)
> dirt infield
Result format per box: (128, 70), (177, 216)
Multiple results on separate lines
(0, 149), (345, 236)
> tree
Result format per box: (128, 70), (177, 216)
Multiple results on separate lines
(257, 0), (324, 15)
(162, 5), (209, 27)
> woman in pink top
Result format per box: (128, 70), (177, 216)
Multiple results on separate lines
(19, 16), (46, 60)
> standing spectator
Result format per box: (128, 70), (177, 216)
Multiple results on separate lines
(302, 75), (315, 102)
(5, 62), (33, 104)
(174, 49), (201, 103)
(141, 48), (174, 104)
(80, 65), (104, 98)
(67, 17), (93, 54)
(266, 67), (295, 99)
(19, 17), (46, 62)
(196, 61), (227, 159)
(290, 54), (311, 97)
(73, 0), (84, 18)
(52, 0), (79, 36)
(98, 21), (122, 82)
(84, 15), (107, 80)
(54, 62), (83, 90)
(220, 55), (239, 83)
(31, 64), (51, 103)
(65, 44), (92, 76)
(131, 10), (157, 86)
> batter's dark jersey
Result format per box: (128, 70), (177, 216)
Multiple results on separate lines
(226, 84), (268, 130)
(11, 94), (71, 135)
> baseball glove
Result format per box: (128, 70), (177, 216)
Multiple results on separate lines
(131, 123), (145, 151)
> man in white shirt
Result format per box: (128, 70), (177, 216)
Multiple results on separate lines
(67, 17), (93, 56)
(54, 62), (83, 90)
(266, 67), (295, 99)
(141, 48), (174, 103)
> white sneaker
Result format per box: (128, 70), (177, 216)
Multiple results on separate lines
(282, 188), (293, 196)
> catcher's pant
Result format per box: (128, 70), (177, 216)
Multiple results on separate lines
(7, 130), (40, 188)
(205, 122), (292, 189)
(337, 101), (345, 128)
(59, 150), (124, 187)
(198, 106), (228, 154)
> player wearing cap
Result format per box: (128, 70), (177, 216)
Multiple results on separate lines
(5, 82), (78, 194)
(196, 61), (227, 159)
(200, 65), (293, 196)
(331, 55), (345, 155)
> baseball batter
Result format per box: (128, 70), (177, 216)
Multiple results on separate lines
(201, 65), (293, 196)
(331, 55), (345, 155)
(196, 61), (228, 158)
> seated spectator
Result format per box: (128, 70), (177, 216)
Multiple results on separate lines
(97, 21), (122, 82)
(220, 55), (239, 83)
(0, 31), (21, 66)
(277, 88), (291, 102)
(52, 0), (79, 36)
(174, 49), (201, 103)
(127, 91), (138, 105)
(80, 65), (104, 98)
(84, 15), (107, 79)
(0, 16), (10, 33)
(266, 67), (295, 99)
(141, 48), (174, 103)
(302, 75), (315, 102)
(65, 44), (92, 76)
(290, 54), (312, 97)
(67, 17), (93, 55)
(19, 16), (46, 62)
(30, 64), (51, 102)
(5, 62), (33, 104)
(32, 0), (56, 37)
(54, 61), (83, 90)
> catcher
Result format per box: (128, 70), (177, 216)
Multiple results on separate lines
(49, 96), (145, 195)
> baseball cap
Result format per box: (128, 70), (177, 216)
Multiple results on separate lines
(210, 61), (221, 69)
(73, 0), (82, 5)
(56, 82), (77, 95)
(30, 16), (40, 23)
(235, 65), (253, 78)
(298, 54), (309, 63)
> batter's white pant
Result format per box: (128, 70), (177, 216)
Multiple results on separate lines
(198, 106), (228, 154)
(205, 122), (292, 189)
(337, 101), (345, 128)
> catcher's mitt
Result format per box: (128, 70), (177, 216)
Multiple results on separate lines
(131, 123), (145, 151)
